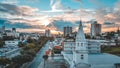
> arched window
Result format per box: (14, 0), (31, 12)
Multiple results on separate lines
(81, 54), (84, 59)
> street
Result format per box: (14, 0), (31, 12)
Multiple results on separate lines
(27, 41), (50, 68)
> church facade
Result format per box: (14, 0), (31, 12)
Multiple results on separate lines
(62, 21), (120, 68)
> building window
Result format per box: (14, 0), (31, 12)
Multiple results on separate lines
(81, 55), (84, 59)
(88, 43), (90, 45)
(81, 43), (83, 46)
(88, 47), (91, 49)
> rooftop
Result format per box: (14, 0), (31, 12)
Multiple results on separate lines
(62, 52), (120, 65)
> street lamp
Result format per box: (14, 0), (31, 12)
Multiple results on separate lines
(43, 55), (48, 68)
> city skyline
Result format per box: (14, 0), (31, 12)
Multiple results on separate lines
(0, 0), (120, 34)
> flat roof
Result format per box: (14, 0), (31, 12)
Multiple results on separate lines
(62, 52), (120, 65)
(89, 53), (120, 65)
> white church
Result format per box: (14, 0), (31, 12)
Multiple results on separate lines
(61, 21), (120, 68)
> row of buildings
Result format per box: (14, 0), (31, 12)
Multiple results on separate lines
(45, 21), (120, 68)
(0, 26), (41, 59)
(0, 26), (20, 59)
(63, 21), (102, 38)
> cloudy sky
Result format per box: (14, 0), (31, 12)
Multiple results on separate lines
(0, 0), (120, 34)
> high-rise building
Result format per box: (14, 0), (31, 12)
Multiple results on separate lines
(64, 26), (72, 37)
(0, 25), (5, 33)
(117, 27), (120, 34)
(2, 25), (5, 33)
(12, 28), (16, 32)
(91, 21), (102, 37)
(45, 29), (51, 37)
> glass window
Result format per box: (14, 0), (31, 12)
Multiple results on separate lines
(81, 54), (84, 59)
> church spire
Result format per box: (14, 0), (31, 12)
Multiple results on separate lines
(117, 27), (120, 36)
(74, 21), (88, 65)
(76, 21), (86, 42)
(79, 20), (82, 29)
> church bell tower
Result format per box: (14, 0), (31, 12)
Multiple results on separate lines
(73, 21), (88, 66)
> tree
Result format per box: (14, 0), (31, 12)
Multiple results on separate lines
(85, 34), (91, 39)
(27, 37), (34, 43)
(0, 58), (10, 68)
(0, 38), (4, 48)
(23, 43), (36, 50)
(51, 48), (54, 61)
(18, 42), (25, 47)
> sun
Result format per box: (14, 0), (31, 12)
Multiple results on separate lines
(43, 19), (51, 26)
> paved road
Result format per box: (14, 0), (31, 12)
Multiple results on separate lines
(27, 41), (50, 68)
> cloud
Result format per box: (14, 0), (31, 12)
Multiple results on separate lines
(50, 0), (64, 11)
(73, 0), (82, 3)
(45, 0), (71, 13)
(0, 0), (119, 33)
(95, 8), (120, 26)
(0, 3), (38, 16)
(0, 18), (33, 28)
(104, 22), (115, 25)
(89, 0), (106, 8)
(48, 20), (76, 31)
(91, 0), (120, 32)
(1, 0), (19, 4)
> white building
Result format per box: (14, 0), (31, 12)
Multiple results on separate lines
(5, 40), (19, 46)
(5, 29), (20, 38)
(29, 33), (40, 40)
(87, 40), (101, 53)
(63, 39), (101, 54)
(62, 21), (120, 68)
(0, 46), (20, 59)
(91, 21), (101, 38)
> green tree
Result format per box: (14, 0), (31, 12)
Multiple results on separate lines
(27, 37), (34, 43)
(0, 38), (4, 48)
(23, 43), (36, 50)
(0, 58), (10, 68)
(18, 42), (25, 47)
(85, 34), (91, 39)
